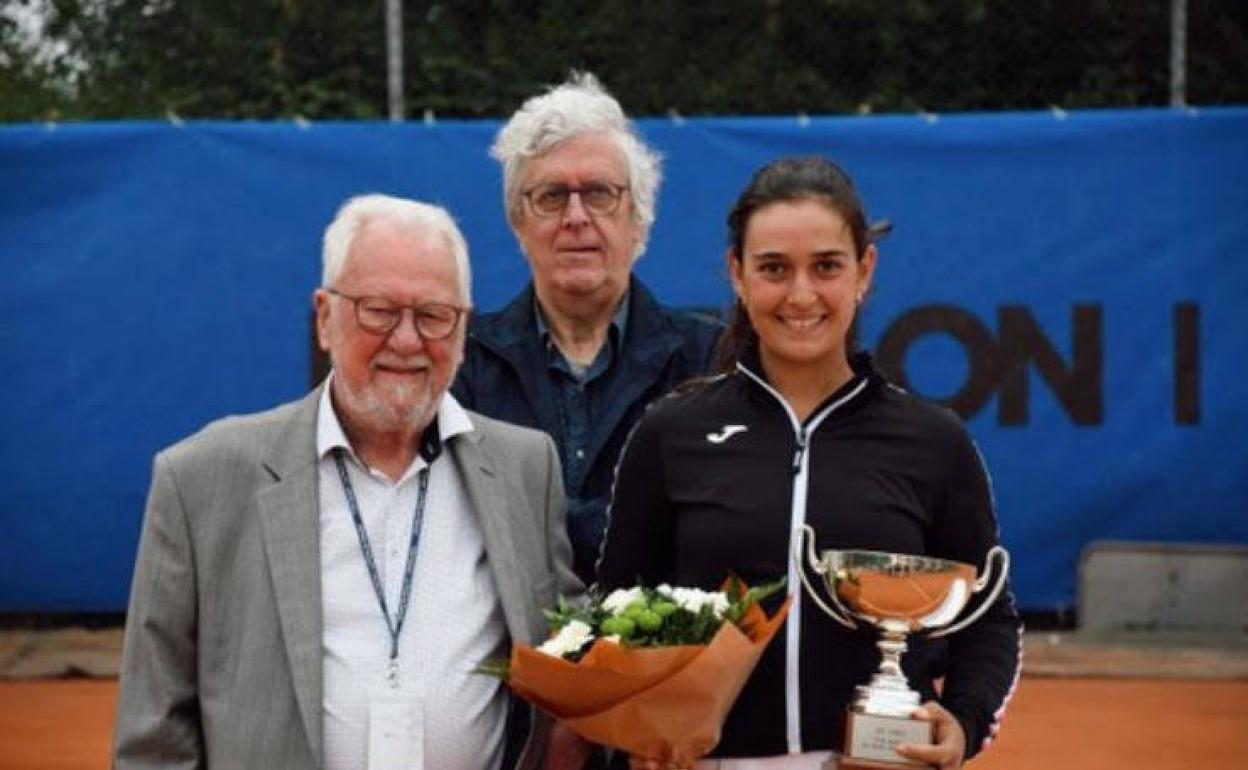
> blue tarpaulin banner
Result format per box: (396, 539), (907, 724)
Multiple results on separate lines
(2, 107), (1245, 611)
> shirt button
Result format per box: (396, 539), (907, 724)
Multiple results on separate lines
(575, 449), (585, 459)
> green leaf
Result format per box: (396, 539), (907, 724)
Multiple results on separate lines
(473, 657), (511, 681)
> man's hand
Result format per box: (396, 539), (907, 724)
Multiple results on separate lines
(895, 701), (966, 770)
(544, 722), (593, 770)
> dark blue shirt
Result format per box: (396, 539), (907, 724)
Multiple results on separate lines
(535, 293), (630, 498)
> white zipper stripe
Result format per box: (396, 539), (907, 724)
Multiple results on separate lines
(736, 364), (869, 754)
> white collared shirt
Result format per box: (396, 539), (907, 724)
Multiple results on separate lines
(318, 381), (508, 770)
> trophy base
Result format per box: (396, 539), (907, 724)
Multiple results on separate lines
(841, 710), (934, 769)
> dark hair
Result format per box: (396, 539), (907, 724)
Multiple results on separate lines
(716, 156), (876, 372)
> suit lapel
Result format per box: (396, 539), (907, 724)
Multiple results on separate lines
(450, 426), (542, 645)
(256, 389), (324, 762)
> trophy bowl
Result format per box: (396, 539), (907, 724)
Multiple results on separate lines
(796, 526), (1009, 769)
(827, 550), (979, 632)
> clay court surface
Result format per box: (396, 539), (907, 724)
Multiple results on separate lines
(0, 675), (1244, 769)
(2, 629), (1246, 769)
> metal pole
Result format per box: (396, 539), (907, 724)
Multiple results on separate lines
(386, 0), (405, 121)
(1169, 0), (1187, 107)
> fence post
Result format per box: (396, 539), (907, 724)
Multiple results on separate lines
(1170, 0), (1187, 107)
(386, 0), (405, 121)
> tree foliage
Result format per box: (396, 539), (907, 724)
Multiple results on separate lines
(2, 0), (1245, 123)
(1, 3), (73, 120)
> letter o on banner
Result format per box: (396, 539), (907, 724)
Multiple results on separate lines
(876, 305), (1001, 419)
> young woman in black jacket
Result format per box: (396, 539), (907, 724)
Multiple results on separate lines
(598, 157), (1021, 770)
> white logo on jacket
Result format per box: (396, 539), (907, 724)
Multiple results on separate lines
(706, 425), (748, 444)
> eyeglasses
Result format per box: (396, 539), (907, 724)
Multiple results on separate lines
(326, 288), (470, 339)
(521, 181), (629, 218)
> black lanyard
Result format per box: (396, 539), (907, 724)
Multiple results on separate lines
(333, 448), (430, 687)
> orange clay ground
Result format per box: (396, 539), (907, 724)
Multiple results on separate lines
(1, 675), (1245, 769)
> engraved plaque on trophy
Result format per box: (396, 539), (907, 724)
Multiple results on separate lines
(796, 526), (1009, 769)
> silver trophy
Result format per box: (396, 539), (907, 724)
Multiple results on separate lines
(796, 525), (1009, 769)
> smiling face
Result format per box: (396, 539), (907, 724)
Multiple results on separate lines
(730, 197), (876, 384)
(513, 131), (642, 307)
(314, 218), (466, 438)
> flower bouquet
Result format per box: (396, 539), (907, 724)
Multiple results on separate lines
(480, 578), (790, 768)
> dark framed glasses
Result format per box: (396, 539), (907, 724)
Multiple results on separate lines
(521, 181), (629, 218)
(326, 288), (469, 339)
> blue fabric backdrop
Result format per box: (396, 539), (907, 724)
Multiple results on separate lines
(2, 107), (1245, 611)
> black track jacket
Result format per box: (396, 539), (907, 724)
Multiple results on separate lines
(598, 349), (1021, 760)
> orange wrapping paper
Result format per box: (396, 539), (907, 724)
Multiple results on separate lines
(507, 593), (791, 766)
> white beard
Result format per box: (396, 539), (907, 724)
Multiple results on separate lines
(334, 363), (439, 437)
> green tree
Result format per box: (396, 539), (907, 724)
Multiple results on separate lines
(0, 3), (73, 121)
(1, 0), (1244, 122)
(40, 0), (387, 119)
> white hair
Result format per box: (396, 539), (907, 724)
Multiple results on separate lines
(321, 194), (471, 303)
(491, 71), (662, 260)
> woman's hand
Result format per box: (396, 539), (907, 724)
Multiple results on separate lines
(895, 701), (966, 770)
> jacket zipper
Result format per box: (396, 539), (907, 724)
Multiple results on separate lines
(736, 363), (869, 754)
(791, 426), (808, 476)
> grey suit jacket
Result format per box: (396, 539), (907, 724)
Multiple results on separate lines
(113, 386), (582, 769)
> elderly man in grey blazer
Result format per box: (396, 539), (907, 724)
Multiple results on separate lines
(113, 194), (582, 769)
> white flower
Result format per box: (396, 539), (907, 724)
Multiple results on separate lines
(669, 587), (730, 618)
(601, 587), (645, 615)
(537, 619), (594, 658)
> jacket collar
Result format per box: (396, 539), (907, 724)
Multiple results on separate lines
(468, 277), (690, 464)
(533, 289), (630, 353)
(472, 275), (683, 364)
(736, 340), (883, 422)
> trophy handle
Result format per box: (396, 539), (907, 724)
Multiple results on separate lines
(928, 545), (1010, 638)
(794, 524), (857, 630)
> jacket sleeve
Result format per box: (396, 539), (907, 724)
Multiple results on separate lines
(595, 406), (677, 591)
(112, 453), (205, 770)
(930, 429), (1022, 761)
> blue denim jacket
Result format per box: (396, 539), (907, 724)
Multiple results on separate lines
(451, 276), (722, 585)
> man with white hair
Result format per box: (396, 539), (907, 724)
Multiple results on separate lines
(453, 73), (722, 585)
(113, 194), (581, 769)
